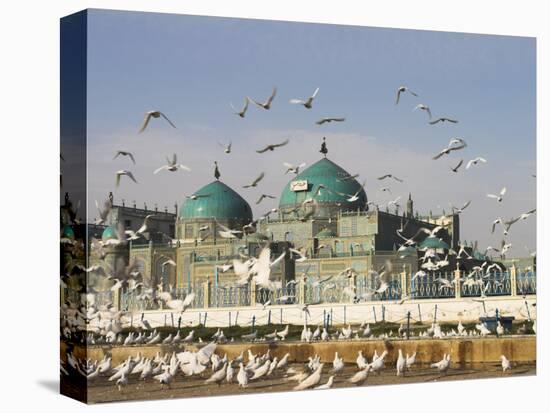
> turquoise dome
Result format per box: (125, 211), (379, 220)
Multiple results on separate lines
(102, 226), (116, 241)
(180, 180), (252, 222)
(61, 224), (75, 239)
(279, 158), (367, 216)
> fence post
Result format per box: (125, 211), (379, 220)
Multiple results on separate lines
(406, 311), (411, 340)
(251, 315), (256, 333)
(372, 306), (377, 323)
(280, 308), (283, 325)
(228, 311), (231, 327)
(268, 309), (272, 325)
(330, 308), (334, 327)
(203, 312), (208, 327)
(250, 280), (257, 306)
(299, 272), (307, 304)
(235, 311), (239, 326)
(495, 308), (499, 338)
(454, 264), (462, 299)
(401, 265), (408, 297)
(382, 305), (385, 323)
(417, 303), (422, 324)
(433, 304), (438, 323)
(510, 263), (517, 297)
(112, 287), (121, 311)
(203, 279), (211, 308)
(349, 271), (356, 303)
(171, 313), (174, 327)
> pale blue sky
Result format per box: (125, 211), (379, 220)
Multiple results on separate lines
(85, 9), (536, 253)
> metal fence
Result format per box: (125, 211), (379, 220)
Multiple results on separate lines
(62, 268), (536, 312)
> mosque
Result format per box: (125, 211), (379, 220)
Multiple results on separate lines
(88, 140), (466, 296)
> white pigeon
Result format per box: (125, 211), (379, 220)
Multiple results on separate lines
(501, 355), (511, 372)
(139, 110), (176, 133)
(237, 362), (249, 387)
(293, 364), (324, 390)
(332, 352), (345, 373)
(356, 351), (368, 370)
(430, 354), (451, 375)
(396, 349), (406, 376)
(406, 352), (416, 370)
(314, 375), (334, 390)
(348, 365), (371, 385)
(290, 87), (319, 109)
(466, 157), (487, 169)
(487, 187), (507, 202)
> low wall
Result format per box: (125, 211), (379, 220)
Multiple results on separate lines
(103, 296), (536, 330)
(64, 336), (536, 366)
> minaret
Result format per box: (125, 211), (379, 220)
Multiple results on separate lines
(319, 137), (328, 157)
(406, 193), (413, 218)
(214, 161), (221, 180)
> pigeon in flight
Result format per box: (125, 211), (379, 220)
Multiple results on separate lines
(250, 87), (277, 110)
(256, 139), (289, 153)
(487, 187), (507, 202)
(466, 157), (487, 169)
(413, 103), (432, 119)
(289, 87), (319, 109)
(450, 159), (463, 172)
(115, 170), (138, 187)
(316, 117), (346, 125)
(139, 111), (176, 133)
(429, 117), (458, 125)
(433, 138), (467, 160)
(378, 174), (403, 182)
(395, 85), (418, 105)
(113, 150), (135, 164)
(230, 98), (250, 118)
(243, 172), (265, 188)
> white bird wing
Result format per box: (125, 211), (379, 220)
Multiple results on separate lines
(289, 99), (305, 105)
(139, 112), (152, 133)
(270, 251), (286, 268)
(154, 165), (168, 174)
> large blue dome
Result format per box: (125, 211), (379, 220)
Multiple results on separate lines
(279, 158), (367, 217)
(180, 180), (252, 222)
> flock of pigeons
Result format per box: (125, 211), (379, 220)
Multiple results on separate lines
(62, 327), (515, 394)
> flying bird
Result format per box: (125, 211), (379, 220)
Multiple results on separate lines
(154, 154), (191, 174)
(316, 117), (346, 125)
(289, 87), (319, 109)
(466, 157), (487, 169)
(395, 85), (418, 105)
(255, 194), (276, 205)
(429, 117), (458, 125)
(283, 162), (306, 175)
(218, 142), (232, 154)
(139, 111), (176, 133)
(250, 87), (277, 110)
(243, 172), (265, 188)
(256, 139), (289, 153)
(115, 170), (138, 187)
(113, 150), (135, 164)
(378, 174), (403, 182)
(413, 103), (432, 119)
(230, 98), (249, 118)
(451, 200), (471, 214)
(433, 138), (467, 160)
(450, 159), (463, 172)
(487, 187), (507, 203)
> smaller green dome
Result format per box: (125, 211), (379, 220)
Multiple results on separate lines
(180, 180), (252, 222)
(420, 237), (450, 250)
(316, 228), (336, 238)
(102, 226), (116, 241)
(61, 224), (75, 239)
